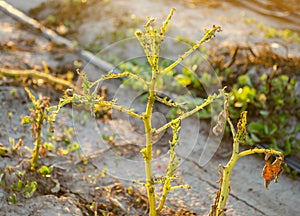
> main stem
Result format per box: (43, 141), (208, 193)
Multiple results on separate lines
(31, 111), (44, 169)
(216, 117), (240, 215)
(143, 67), (158, 216)
(216, 139), (240, 216)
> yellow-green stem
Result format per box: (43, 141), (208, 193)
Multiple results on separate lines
(216, 138), (284, 216)
(99, 100), (143, 120)
(31, 112), (44, 169)
(143, 113), (156, 216)
(143, 67), (158, 216)
(156, 179), (170, 212)
(216, 140), (240, 216)
(0, 68), (74, 89)
(239, 148), (283, 159)
(161, 25), (221, 74)
(155, 90), (224, 134)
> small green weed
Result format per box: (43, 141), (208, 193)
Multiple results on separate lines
(38, 165), (53, 178)
(7, 193), (17, 204)
(23, 181), (38, 198)
(243, 18), (300, 43)
(10, 179), (38, 200)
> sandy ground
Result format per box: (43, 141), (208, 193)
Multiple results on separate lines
(1, 1), (300, 215)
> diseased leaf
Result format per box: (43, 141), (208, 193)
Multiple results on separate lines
(262, 156), (283, 189)
(236, 111), (247, 144)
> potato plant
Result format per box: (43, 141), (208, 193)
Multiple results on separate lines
(2, 8), (285, 216)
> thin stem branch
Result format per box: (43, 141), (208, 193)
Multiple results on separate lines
(227, 117), (238, 154)
(160, 8), (176, 38)
(156, 122), (180, 213)
(161, 25), (221, 74)
(91, 71), (149, 94)
(0, 67), (75, 89)
(155, 89), (224, 134)
(238, 148), (283, 158)
(227, 117), (236, 138)
(154, 95), (187, 110)
(71, 94), (144, 120)
(100, 101), (144, 120)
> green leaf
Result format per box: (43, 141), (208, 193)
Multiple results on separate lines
(44, 142), (54, 151)
(68, 142), (81, 153)
(21, 116), (32, 124)
(11, 180), (23, 191)
(269, 123), (278, 135)
(238, 74), (252, 87)
(280, 75), (289, 83)
(8, 194), (17, 204)
(48, 106), (58, 112)
(284, 137), (292, 156)
(250, 133), (261, 142)
(0, 146), (8, 156)
(23, 181), (37, 198)
(260, 74), (268, 82)
(175, 74), (192, 87)
(264, 124), (269, 135)
(259, 110), (269, 117)
(293, 123), (300, 133)
(197, 109), (211, 119)
(38, 165), (53, 177)
(247, 122), (265, 135)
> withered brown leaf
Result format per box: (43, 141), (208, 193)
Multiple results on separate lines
(262, 156), (283, 189)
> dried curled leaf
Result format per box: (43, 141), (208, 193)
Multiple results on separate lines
(213, 110), (226, 136)
(236, 111), (247, 145)
(262, 156), (283, 189)
(213, 93), (228, 136)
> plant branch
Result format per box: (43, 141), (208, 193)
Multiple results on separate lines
(156, 121), (184, 213)
(238, 148), (283, 158)
(161, 25), (221, 74)
(90, 70), (149, 94)
(154, 95), (187, 110)
(98, 100), (144, 120)
(214, 111), (284, 216)
(155, 88), (225, 134)
(0, 67), (75, 89)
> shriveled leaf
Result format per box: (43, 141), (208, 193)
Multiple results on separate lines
(213, 94), (228, 136)
(262, 156), (283, 189)
(236, 111), (247, 144)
